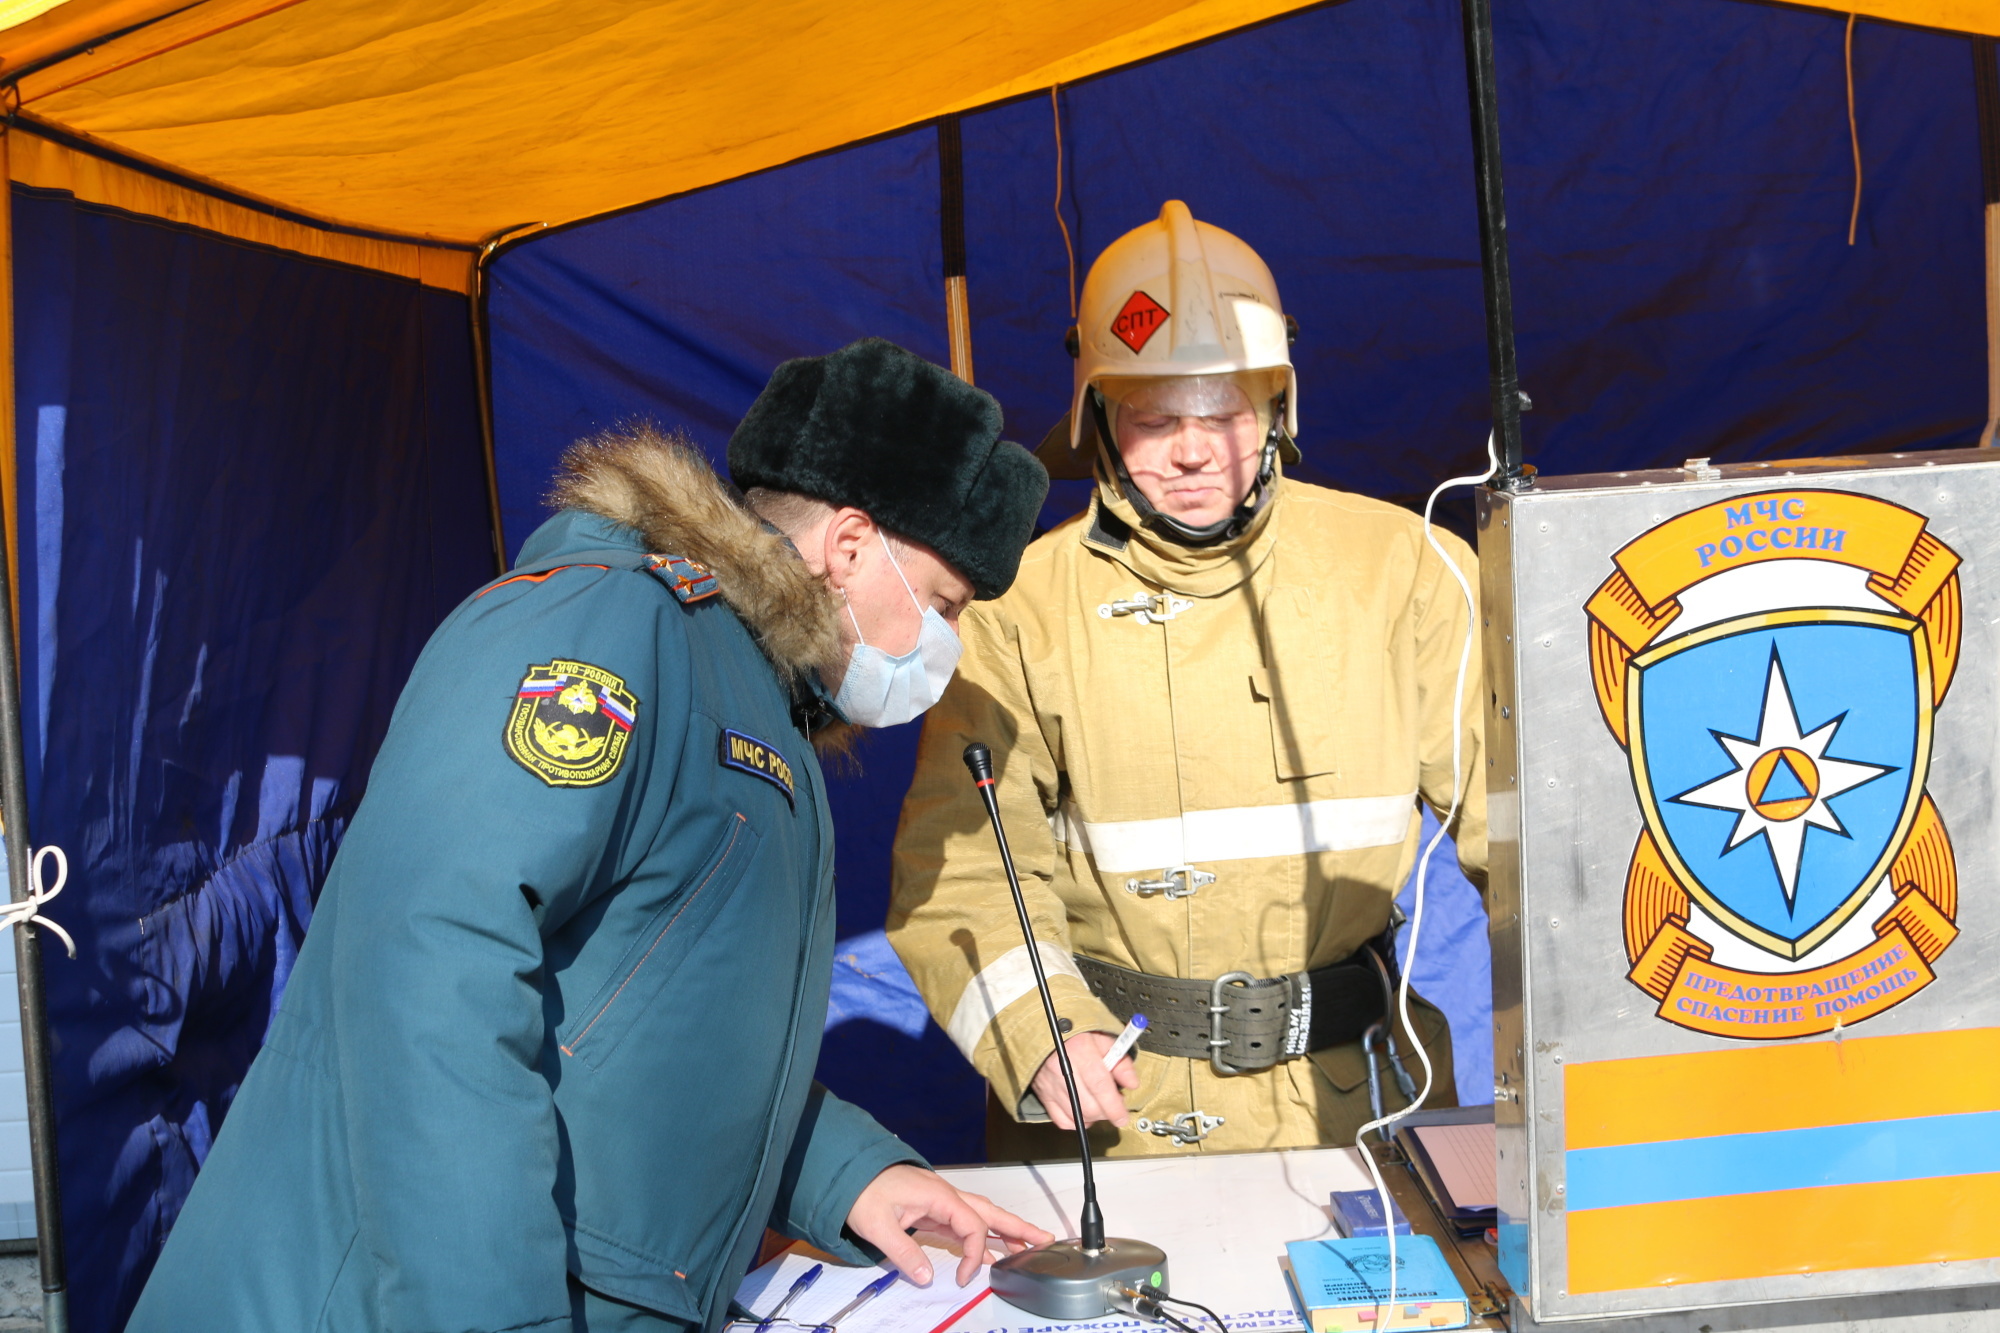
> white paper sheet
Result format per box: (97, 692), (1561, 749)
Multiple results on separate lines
(1405, 1123), (1497, 1212)
(734, 1246), (993, 1333)
(934, 1145), (1376, 1331)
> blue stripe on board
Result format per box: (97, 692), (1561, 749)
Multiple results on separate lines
(1566, 1110), (2000, 1212)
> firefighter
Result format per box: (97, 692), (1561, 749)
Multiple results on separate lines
(887, 203), (1485, 1158)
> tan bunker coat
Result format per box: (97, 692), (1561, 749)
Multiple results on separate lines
(887, 475), (1487, 1159)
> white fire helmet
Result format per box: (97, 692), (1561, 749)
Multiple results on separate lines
(1069, 200), (1297, 449)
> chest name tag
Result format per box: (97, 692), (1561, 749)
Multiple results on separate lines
(719, 729), (795, 807)
(505, 659), (639, 788)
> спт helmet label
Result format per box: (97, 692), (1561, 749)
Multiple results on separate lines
(1112, 291), (1170, 353)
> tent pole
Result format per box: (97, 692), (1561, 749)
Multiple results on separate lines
(469, 224), (550, 573)
(1458, 0), (1529, 487)
(938, 114), (974, 384)
(471, 240), (509, 576)
(0, 119), (68, 1333)
(1975, 37), (1999, 448)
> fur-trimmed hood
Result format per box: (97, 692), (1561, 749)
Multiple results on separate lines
(549, 424), (846, 685)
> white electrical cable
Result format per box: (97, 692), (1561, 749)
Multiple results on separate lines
(1354, 431), (1498, 1324)
(0, 846), (75, 959)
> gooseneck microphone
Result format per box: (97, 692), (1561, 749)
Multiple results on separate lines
(964, 742), (1105, 1249)
(962, 742), (1169, 1320)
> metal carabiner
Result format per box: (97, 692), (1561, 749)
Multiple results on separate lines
(1134, 1110), (1226, 1145)
(1208, 970), (1256, 1076)
(1123, 864), (1215, 900)
(1362, 1020), (1390, 1141)
(1097, 592), (1194, 624)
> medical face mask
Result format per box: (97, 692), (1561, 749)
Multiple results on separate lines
(832, 532), (963, 728)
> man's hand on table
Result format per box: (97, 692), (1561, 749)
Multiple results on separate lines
(1031, 1031), (1138, 1131)
(846, 1163), (1053, 1287)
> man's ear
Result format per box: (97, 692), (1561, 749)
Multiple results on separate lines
(820, 507), (876, 591)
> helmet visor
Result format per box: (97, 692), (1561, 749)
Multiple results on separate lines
(1095, 371), (1282, 420)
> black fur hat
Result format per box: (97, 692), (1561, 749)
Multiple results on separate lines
(727, 339), (1048, 599)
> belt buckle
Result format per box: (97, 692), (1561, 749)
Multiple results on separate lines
(1208, 970), (1257, 1076)
(1135, 1110), (1226, 1145)
(1124, 864), (1215, 899)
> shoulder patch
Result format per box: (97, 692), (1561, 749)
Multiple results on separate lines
(505, 660), (640, 787)
(718, 728), (795, 807)
(648, 553), (720, 604)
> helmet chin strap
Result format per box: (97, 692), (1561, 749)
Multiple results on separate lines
(1090, 389), (1287, 548)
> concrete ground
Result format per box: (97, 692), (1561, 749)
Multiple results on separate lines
(0, 1254), (39, 1328)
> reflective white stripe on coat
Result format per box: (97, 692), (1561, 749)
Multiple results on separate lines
(945, 941), (1087, 1062)
(1049, 794), (1416, 873)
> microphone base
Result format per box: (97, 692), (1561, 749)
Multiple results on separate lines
(989, 1237), (1170, 1320)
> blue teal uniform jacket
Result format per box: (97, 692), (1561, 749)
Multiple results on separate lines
(129, 439), (918, 1332)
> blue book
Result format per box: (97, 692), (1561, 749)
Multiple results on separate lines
(1329, 1188), (1412, 1238)
(1283, 1234), (1469, 1332)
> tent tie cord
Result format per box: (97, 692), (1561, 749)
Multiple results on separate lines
(1051, 84), (1077, 322)
(1847, 12), (1864, 247)
(0, 845), (73, 959)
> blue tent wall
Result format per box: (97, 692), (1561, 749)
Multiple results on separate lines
(12, 184), (494, 1333)
(1500, 0), (1987, 473)
(488, 130), (951, 546)
(488, 0), (1988, 1170)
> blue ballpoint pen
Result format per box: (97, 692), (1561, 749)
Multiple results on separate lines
(812, 1269), (901, 1332)
(757, 1263), (823, 1330)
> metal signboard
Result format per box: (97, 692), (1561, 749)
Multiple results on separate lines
(1480, 450), (2000, 1323)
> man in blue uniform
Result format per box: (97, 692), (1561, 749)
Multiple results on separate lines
(129, 339), (1053, 1332)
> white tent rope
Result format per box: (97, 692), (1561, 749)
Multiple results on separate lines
(0, 845), (75, 959)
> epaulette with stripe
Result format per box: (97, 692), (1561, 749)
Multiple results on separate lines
(647, 553), (721, 604)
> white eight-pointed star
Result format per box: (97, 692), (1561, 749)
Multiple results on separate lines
(1671, 649), (1892, 905)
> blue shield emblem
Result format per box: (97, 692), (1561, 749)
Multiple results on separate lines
(1627, 609), (1932, 959)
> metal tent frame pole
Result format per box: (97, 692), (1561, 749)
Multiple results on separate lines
(1459, 0), (1531, 489)
(0, 117), (67, 1333)
(0, 546), (66, 1333)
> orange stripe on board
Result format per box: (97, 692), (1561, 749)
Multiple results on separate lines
(1565, 1027), (2000, 1150)
(1568, 1171), (2000, 1293)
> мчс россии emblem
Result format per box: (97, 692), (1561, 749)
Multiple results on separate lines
(505, 659), (639, 787)
(1585, 490), (1960, 1040)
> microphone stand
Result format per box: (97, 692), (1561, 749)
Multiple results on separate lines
(963, 743), (1169, 1320)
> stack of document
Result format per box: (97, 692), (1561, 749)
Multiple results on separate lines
(1395, 1122), (1497, 1238)
(733, 1248), (991, 1333)
(1284, 1235), (1470, 1332)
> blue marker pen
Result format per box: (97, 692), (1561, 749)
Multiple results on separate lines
(1102, 1013), (1148, 1069)
(758, 1262), (823, 1330)
(813, 1269), (901, 1331)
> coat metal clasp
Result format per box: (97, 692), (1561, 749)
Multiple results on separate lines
(1135, 1110), (1226, 1145)
(1097, 592), (1193, 624)
(1124, 864), (1214, 900)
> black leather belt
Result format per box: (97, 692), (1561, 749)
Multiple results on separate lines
(1075, 945), (1391, 1076)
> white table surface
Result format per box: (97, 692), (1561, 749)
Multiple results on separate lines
(935, 1146), (1377, 1331)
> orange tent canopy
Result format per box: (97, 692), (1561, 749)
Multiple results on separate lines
(1, 0), (1993, 247)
